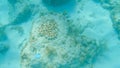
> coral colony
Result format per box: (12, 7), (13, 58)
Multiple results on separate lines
(20, 0), (107, 68)
(1, 0), (120, 68)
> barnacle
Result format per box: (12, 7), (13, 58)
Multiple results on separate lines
(38, 19), (59, 40)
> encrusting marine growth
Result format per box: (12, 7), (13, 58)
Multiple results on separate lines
(20, 12), (106, 68)
(20, 0), (107, 68)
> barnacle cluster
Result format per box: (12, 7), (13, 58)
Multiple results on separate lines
(30, 12), (69, 41)
(38, 19), (59, 40)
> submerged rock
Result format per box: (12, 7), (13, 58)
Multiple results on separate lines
(42, 0), (76, 12)
(93, 0), (120, 10)
(111, 7), (120, 39)
(0, 43), (9, 55)
(20, 13), (106, 68)
(10, 5), (33, 25)
(42, 0), (72, 6)
(93, 0), (120, 39)
(0, 28), (8, 41)
(7, 0), (19, 6)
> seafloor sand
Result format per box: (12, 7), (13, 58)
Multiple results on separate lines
(0, 0), (120, 68)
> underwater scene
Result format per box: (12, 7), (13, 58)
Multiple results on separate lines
(0, 0), (120, 68)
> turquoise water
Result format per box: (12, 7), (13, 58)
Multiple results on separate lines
(0, 0), (120, 68)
